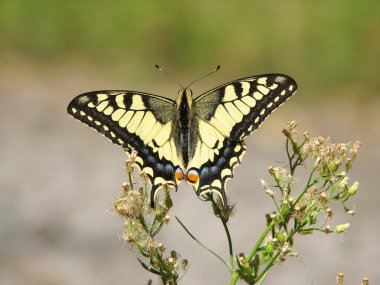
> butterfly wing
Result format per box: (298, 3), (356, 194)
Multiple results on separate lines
(67, 90), (182, 205)
(191, 74), (297, 206)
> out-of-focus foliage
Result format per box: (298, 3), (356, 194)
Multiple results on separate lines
(0, 0), (379, 99)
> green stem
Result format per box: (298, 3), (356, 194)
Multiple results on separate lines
(156, 252), (176, 283)
(256, 270), (269, 285)
(285, 139), (294, 174)
(293, 168), (317, 206)
(230, 220), (276, 284)
(128, 170), (134, 190)
(208, 195), (235, 271)
(176, 216), (230, 270)
(151, 222), (164, 236)
(254, 228), (299, 283)
(138, 215), (149, 234)
(247, 220), (276, 262)
(221, 216), (234, 272)
(255, 251), (281, 283)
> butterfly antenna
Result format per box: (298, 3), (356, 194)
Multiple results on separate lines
(186, 65), (221, 89)
(155, 64), (184, 89)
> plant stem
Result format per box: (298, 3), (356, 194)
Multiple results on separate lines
(176, 216), (230, 270)
(128, 171), (134, 190)
(254, 228), (298, 283)
(229, 220), (276, 285)
(221, 216), (234, 272)
(255, 251), (281, 283)
(209, 195), (235, 272)
(293, 168), (317, 206)
(246, 220), (276, 262)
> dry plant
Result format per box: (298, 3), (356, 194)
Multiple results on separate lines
(114, 122), (362, 285)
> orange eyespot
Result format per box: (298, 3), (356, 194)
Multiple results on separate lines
(175, 168), (184, 182)
(186, 169), (199, 184)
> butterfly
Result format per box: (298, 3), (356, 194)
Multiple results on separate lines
(68, 72), (297, 209)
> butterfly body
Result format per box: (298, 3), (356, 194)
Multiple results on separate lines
(68, 74), (297, 208)
(175, 89), (193, 168)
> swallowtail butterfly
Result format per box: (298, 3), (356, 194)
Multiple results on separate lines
(68, 72), (297, 208)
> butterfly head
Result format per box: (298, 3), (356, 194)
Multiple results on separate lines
(178, 88), (193, 96)
(176, 88), (193, 109)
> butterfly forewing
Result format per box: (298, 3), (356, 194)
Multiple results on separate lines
(188, 74), (297, 204)
(67, 90), (183, 203)
(194, 74), (297, 140)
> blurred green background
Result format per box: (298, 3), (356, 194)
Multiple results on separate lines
(1, 1), (379, 285)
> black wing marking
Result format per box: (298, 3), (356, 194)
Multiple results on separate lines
(194, 74), (297, 141)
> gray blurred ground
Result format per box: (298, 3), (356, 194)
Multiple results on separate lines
(0, 61), (379, 285)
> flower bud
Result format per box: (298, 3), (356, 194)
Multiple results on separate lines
(122, 182), (130, 192)
(164, 192), (173, 209)
(336, 273), (344, 285)
(338, 176), (349, 189)
(171, 250), (178, 260)
(158, 243), (165, 253)
(181, 259), (189, 270)
(308, 212), (317, 225)
(238, 253), (246, 262)
(348, 181), (359, 196)
(324, 225), (333, 234)
(265, 241), (274, 255)
(276, 231), (286, 244)
(274, 168), (283, 182)
(336, 171), (347, 177)
(280, 201), (290, 216)
(335, 223), (350, 233)
(266, 188), (275, 198)
(155, 209), (163, 222)
(328, 159), (341, 173)
(267, 166), (275, 176)
(325, 208), (333, 218)
(163, 214), (170, 224)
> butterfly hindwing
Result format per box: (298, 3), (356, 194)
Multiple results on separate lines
(186, 134), (246, 204)
(67, 91), (183, 202)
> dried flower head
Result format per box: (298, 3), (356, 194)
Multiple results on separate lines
(115, 156), (187, 283)
(350, 141), (361, 156)
(181, 259), (189, 271)
(125, 150), (138, 172)
(283, 121), (298, 139)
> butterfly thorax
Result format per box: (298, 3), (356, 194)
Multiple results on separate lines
(175, 89), (194, 168)
(176, 89), (193, 129)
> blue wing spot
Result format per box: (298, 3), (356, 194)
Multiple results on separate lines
(165, 164), (174, 174)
